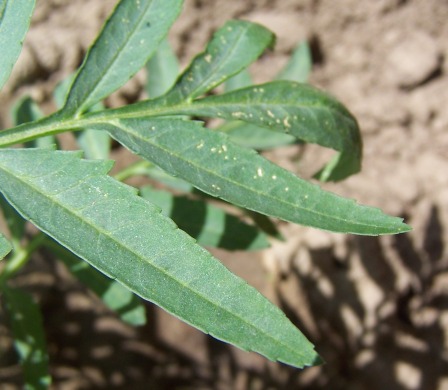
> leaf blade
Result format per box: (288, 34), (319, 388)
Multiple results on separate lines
(61, 0), (183, 116)
(146, 38), (179, 99)
(44, 238), (146, 325)
(164, 20), (274, 103)
(0, 0), (35, 90)
(140, 186), (270, 250)
(3, 287), (51, 389)
(219, 120), (296, 150)
(276, 41), (312, 83)
(0, 232), (12, 260)
(0, 148), (320, 368)
(104, 118), (410, 235)
(175, 81), (362, 181)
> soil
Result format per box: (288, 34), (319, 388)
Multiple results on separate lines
(1, 0), (448, 389)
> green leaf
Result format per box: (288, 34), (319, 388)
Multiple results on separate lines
(44, 238), (146, 325)
(3, 287), (51, 390)
(276, 41), (312, 83)
(164, 20), (274, 103)
(224, 68), (253, 92)
(0, 0), (35, 90)
(75, 127), (111, 160)
(146, 38), (179, 98)
(11, 95), (43, 125)
(0, 147), (321, 368)
(54, 74), (110, 159)
(173, 81), (362, 181)
(0, 232), (12, 260)
(140, 186), (270, 250)
(0, 193), (25, 240)
(141, 164), (195, 192)
(11, 95), (58, 149)
(219, 120), (296, 150)
(103, 117), (410, 235)
(61, 0), (183, 116)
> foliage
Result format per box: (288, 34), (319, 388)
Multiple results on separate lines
(0, 0), (410, 385)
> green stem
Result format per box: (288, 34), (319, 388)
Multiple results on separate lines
(0, 233), (46, 287)
(113, 160), (153, 181)
(0, 99), (185, 148)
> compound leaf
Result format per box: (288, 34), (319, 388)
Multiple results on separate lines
(103, 117), (410, 235)
(164, 20), (274, 104)
(140, 186), (270, 250)
(0, 232), (12, 260)
(3, 287), (51, 389)
(61, 0), (183, 116)
(0, 147), (321, 368)
(0, 0), (35, 90)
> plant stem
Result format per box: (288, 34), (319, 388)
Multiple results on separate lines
(0, 233), (46, 287)
(0, 100), (181, 148)
(113, 160), (153, 182)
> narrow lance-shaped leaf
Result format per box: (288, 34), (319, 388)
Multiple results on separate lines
(220, 58), (297, 150)
(219, 120), (296, 150)
(171, 81), (362, 181)
(0, 148), (321, 368)
(3, 287), (51, 389)
(146, 38), (179, 99)
(0, 0), (35, 90)
(164, 20), (275, 104)
(54, 74), (110, 159)
(1, 193), (26, 240)
(102, 118), (410, 235)
(44, 239), (146, 325)
(276, 41), (312, 83)
(116, 163), (282, 240)
(140, 186), (270, 251)
(224, 68), (253, 92)
(219, 41), (312, 151)
(11, 95), (58, 148)
(61, 0), (183, 116)
(0, 232), (12, 260)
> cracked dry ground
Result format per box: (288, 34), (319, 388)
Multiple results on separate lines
(1, 0), (447, 389)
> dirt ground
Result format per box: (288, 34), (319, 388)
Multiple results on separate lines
(1, 0), (448, 389)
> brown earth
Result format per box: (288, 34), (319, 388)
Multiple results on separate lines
(1, 0), (448, 389)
